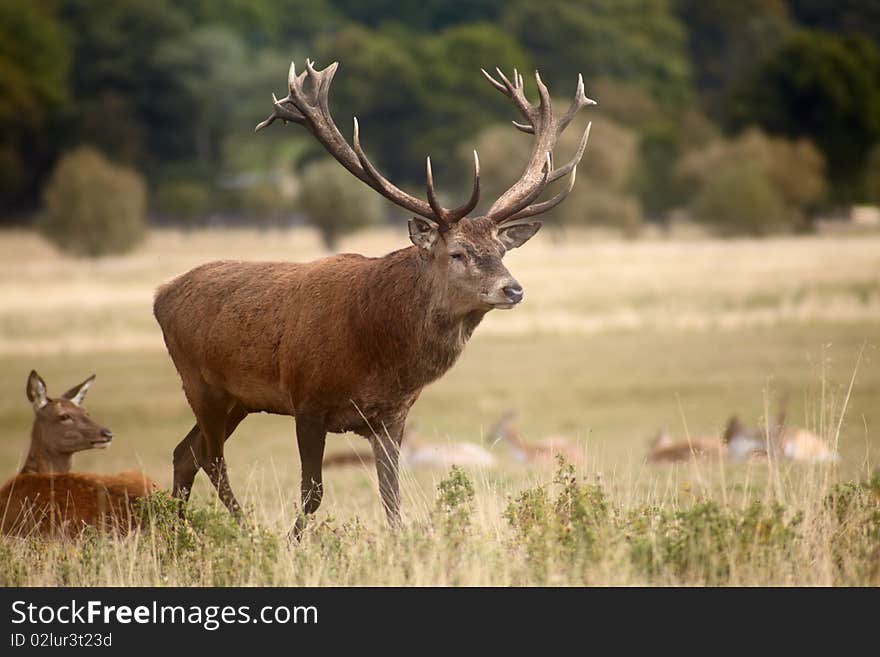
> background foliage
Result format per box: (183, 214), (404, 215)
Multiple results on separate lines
(3, 0), (880, 240)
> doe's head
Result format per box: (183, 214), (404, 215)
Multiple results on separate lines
(26, 370), (113, 455)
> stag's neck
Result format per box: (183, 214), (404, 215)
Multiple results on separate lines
(20, 424), (71, 475)
(360, 247), (486, 385)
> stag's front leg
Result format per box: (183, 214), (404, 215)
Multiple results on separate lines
(370, 420), (405, 528)
(293, 414), (326, 539)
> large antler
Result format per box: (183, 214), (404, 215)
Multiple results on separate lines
(479, 67), (595, 223)
(256, 60), (480, 231)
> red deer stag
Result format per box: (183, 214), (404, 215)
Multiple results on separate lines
(0, 371), (157, 536)
(154, 60), (593, 528)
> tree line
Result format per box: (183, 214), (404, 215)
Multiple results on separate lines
(3, 0), (880, 252)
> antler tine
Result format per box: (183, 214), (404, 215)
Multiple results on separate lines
(425, 157), (447, 226)
(485, 67), (535, 124)
(481, 68), (594, 223)
(254, 92), (306, 132)
(258, 59), (485, 227)
(558, 74), (597, 135)
(457, 149), (481, 220)
(507, 164), (579, 222)
(351, 117), (431, 220)
(425, 150), (481, 227)
(547, 121), (591, 183)
(480, 67), (506, 93)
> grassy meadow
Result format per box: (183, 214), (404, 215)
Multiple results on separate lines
(0, 226), (878, 586)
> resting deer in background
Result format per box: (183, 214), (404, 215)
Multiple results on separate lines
(323, 424), (495, 469)
(645, 417), (767, 464)
(488, 412), (583, 465)
(154, 60), (593, 528)
(739, 407), (839, 464)
(0, 371), (156, 536)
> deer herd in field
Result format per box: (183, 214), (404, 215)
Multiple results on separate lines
(0, 60), (843, 538)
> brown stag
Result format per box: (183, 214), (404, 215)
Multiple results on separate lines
(0, 371), (157, 536)
(153, 60), (594, 529)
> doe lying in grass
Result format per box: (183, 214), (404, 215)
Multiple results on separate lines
(488, 412), (584, 465)
(0, 371), (156, 537)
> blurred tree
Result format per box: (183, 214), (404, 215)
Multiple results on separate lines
(314, 22), (528, 186)
(676, 0), (792, 117)
(329, 0), (506, 30)
(865, 144), (880, 205)
(0, 0), (69, 215)
(727, 30), (880, 200)
(679, 127), (826, 233)
(175, 0), (343, 45)
(155, 181), (212, 228)
(40, 146), (146, 256)
(691, 164), (788, 236)
(235, 182), (289, 228)
(57, 0), (192, 169)
(503, 0), (692, 109)
(788, 0), (880, 43)
(156, 28), (248, 170)
(631, 109), (719, 219)
(299, 158), (382, 249)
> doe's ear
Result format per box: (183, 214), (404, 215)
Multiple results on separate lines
(26, 370), (48, 410)
(408, 217), (440, 250)
(62, 374), (95, 406)
(498, 220), (541, 250)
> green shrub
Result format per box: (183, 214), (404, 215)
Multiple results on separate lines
(237, 183), (288, 227)
(865, 143), (880, 204)
(691, 164), (790, 236)
(133, 492), (279, 586)
(299, 159), (383, 249)
(824, 480), (880, 585)
(435, 466), (476, 536)
(679, 128), (826, 235)
(504, 457), (610, 581)
(39, 146), (146, 257)
(155, 181), (212, 226)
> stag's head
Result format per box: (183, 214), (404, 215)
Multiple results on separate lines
(257, 61), (594, 314)
(26, 370), (113, 464)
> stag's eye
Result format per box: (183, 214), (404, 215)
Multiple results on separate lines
(58, 413), (71, 422)
(450, 252), (464, 262)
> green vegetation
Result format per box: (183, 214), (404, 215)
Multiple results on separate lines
(2, 461), (878, 586)
(4, 1), (880, 237)
(39, 146), (146, 257)
(299, 159), (383, 248)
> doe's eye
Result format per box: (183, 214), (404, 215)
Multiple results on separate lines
(58, 414), (71, 422)
(450, 252), (464, 261)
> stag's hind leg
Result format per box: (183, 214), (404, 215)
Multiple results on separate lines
(172, 403), (248, 503)
(173, 380), (247, 517)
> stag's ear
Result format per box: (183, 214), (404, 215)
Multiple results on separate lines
(498, 220), (541, 250)
(61, 374), (95, 406)
(408, 217), (440, 250)
(26, 370), (48, 410)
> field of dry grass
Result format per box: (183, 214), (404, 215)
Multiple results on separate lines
(0, 226), (878, 585)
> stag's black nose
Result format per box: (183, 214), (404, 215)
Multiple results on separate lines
(503, 284), (524, 304)
(101, 428), (113, 439)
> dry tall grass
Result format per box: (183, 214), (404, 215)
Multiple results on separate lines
(0, 227), (877, 585)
